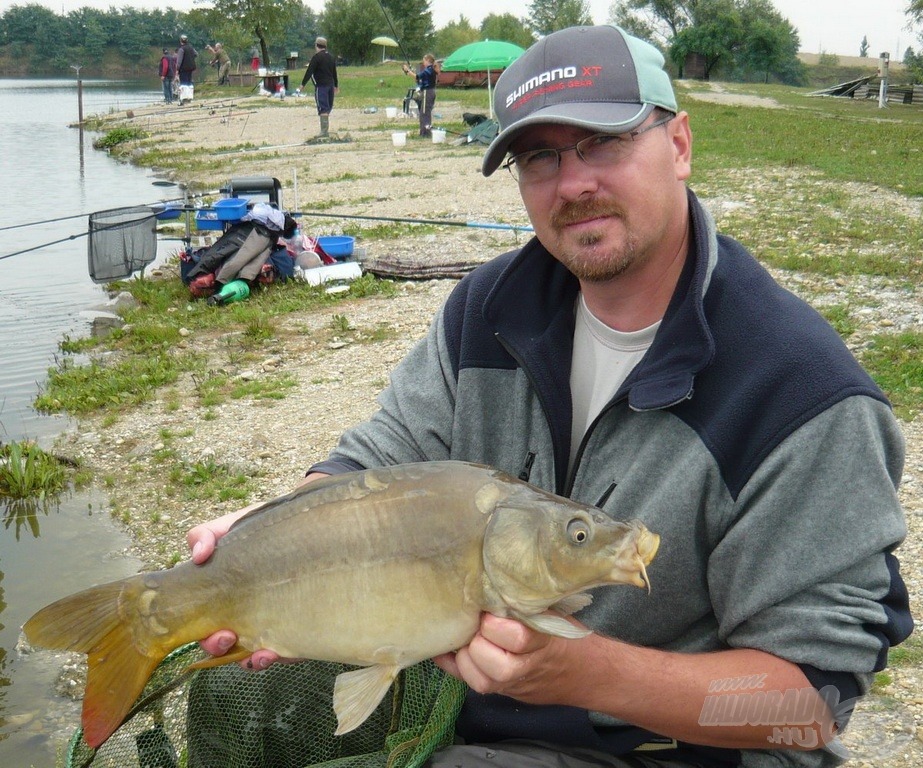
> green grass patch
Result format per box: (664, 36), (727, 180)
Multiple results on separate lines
(169, 458), (253, 503)
(34, 354), (185, 415)
(860, 331), (923, 421)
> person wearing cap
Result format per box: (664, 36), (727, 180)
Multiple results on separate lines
(207, 42), (231, 85)
(296, 36), (339, 138)
(188, 24), (911, 768)
(175, 34), (198, 95)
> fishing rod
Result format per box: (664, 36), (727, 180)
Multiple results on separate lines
(294, 210), (533, 232)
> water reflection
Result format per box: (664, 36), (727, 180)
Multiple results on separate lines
(1, 496), (61, 541)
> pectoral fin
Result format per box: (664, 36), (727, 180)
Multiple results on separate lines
(551, 592), (593, 615)
(513, 611), (593, 639)
(332, 664), (400, 735)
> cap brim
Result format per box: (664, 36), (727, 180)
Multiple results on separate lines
(482, 102), (653, 177)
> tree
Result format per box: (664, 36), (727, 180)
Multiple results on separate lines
(859, 35), (869, 57)
(433, 15), (480, 59)
(621, 0), (802, 83)
(528, 0), (592, 36)
(196, 0), (301, 68)
(668, 0), (740, 79)
(481, 13), (535, 48)
(380, 0), (435, 59)
(323, 0), (396, 64)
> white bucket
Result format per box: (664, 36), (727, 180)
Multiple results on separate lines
(391, 131), (407, 147)
(385, 106), (398, 118)
(431, 128), (446, 144)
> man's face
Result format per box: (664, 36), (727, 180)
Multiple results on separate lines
(511, 113), (691, 283)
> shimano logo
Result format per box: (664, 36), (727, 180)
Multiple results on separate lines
(505, 66), (579, 109)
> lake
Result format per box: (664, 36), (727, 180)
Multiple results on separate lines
(0, 77), (178, 767)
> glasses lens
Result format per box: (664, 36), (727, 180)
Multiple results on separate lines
(577, 134), (630, 165)
(508, 149), (559, 183)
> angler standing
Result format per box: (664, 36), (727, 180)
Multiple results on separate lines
(175, 34), (197, 103)
(402, 54), (438, 138)
(296, 36), (339, 139)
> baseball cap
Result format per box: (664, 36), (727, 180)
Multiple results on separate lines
(482, 25), (678, 176)
(315, 36), (327, 48)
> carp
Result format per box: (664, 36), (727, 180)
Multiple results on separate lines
(23, 461), (659, 748)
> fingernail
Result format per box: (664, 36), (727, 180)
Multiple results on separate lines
(192, 541), (204, 561)
(218, 635), (234, 651)
(258, 657), (270, 669)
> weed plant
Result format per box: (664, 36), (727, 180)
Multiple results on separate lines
(0, 441), (70, 499)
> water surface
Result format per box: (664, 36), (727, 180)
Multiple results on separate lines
(0, 77), (177, 767)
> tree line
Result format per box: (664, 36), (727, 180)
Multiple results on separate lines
(2, 0), (918, 84)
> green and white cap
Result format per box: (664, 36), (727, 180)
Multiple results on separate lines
(482, 25), (678, 176)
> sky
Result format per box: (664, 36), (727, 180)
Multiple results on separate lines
(40, 0), (919, 59)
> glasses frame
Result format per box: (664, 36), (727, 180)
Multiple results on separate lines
(502, 113), (676, 183)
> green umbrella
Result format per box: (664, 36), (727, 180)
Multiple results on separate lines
(441, 40), (525, 118)
(441, 40), (525, 72)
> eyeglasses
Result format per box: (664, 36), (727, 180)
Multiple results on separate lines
(502, 113), (675, 184)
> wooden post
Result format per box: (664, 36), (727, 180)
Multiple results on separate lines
(878, 52), (889, 109)
(71, 64), (84, 124)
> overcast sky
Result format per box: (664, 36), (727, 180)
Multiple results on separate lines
(40, 0), (919, 59)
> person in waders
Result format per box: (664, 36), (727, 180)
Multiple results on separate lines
(296, 36), (339, 139)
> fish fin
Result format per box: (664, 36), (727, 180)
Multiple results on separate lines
(550, 592), (593, 616)
(513, 612), (593, 639)
(332, 664), (400, 736)
(186, 645), (252, 670)
(24, 580), (166, 749)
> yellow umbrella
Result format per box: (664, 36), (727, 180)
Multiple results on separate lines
(371, 35), (399, 63)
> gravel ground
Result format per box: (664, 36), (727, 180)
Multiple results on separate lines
(50, 88), (923, 764)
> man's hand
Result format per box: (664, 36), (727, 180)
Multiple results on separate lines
(433, 612), (582, 706)
(188, 472), (328, 669)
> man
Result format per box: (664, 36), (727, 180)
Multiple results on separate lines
(158, 47), (176, 104)
(295, 36), (338, 138)
(207, 42), (230, 85)
(175, 34), (197, 94)
(189, 25), (912, 768)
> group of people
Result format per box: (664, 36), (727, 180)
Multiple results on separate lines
(158, 35), (229, 105)
(175, 24), (913, 768)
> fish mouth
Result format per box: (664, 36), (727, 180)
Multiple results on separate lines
(625, 529), (660, 592)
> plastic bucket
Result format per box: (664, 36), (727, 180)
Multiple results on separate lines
(391, 132), (407, 147)
(385, 106), (398, 118)
(431, 128), (446, 144)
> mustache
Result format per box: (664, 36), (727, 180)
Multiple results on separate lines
(550, 199), (623, 229)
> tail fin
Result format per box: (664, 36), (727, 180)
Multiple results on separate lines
(23, 580), (166, 749)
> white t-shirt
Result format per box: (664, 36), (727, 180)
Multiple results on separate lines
(569, 293), (660, 471)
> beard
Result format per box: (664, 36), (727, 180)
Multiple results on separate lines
(548, 198), (640, 283)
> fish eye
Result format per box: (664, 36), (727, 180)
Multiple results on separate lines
(567, 518), (590, 545)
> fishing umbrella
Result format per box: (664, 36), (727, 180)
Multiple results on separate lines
(441, 40), (525, 118)
(371, 35), (399, 63)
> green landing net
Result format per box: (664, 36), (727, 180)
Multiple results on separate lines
(66, 644), (466, 768)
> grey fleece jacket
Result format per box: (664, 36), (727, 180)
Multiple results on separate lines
(310, 190), (912, 767)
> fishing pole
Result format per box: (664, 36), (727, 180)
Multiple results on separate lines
(294, 210), (533, 232)
(375, 0), (412, 67)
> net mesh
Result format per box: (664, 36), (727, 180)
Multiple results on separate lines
(87, 205), (158, 284)
(66, 644), (466, 768)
